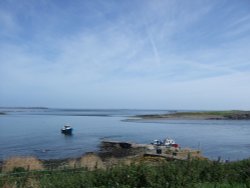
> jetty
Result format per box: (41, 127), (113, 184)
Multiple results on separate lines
(99, 140), (204, 161)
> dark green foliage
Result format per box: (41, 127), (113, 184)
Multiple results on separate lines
(12, 167), (27, 173)
(0, 159), (250, 187)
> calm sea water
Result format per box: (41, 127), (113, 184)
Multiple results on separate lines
(0, 108), (249, 161)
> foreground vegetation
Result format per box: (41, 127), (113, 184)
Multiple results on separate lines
(1, 158), (250, 188)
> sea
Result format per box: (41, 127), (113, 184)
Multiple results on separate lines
(0, 108), (249, 161)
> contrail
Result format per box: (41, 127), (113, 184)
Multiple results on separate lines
(143, 16), (161, 65)
(147, 29), (161, 64)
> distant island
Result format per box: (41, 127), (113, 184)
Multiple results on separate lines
(134, 110), (250, 120)
(0, 107), (48, 109)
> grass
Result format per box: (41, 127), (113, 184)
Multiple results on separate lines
(2, 156), (44, 173)
(1, 158), (250, 187)
(136, 110), (250, 120)
(176, 110), (249, 116)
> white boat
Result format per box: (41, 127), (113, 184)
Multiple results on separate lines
(151, 138), (176, 146)
(163, 138), (175, 146)
(61, 125), (73, 134)
(152, 139), (163, 146)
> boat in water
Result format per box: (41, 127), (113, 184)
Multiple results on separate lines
(61, 125), (73, 135)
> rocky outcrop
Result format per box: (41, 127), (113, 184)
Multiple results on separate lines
(224, 113), (250, 120)
(99, 141), (146, 159)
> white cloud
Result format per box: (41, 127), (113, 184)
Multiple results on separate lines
(0, 0), (250, 109)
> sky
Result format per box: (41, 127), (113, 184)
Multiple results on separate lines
(0, 0), (250, 110)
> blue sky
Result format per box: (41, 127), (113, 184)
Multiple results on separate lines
(0, 0), (250, 110)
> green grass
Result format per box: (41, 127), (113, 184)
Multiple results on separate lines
(176, 110), (249, 116)
(136, 110), (250, 120)
(1, 159), (250, 187)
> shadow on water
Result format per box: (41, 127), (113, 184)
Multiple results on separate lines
(62, 133), (74, 139)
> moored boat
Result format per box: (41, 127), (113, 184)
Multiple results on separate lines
(151, 137), (178, 147)
(61, 125), (73, 135)
(163, 138), (175, 146)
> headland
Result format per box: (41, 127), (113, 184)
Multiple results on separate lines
(132, 110), (250, 120)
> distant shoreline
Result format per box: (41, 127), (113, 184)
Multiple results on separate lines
(0, 107), (48, 109)
(132, 110), (250, 120)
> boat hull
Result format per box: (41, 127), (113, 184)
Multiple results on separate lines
(61, 128), (73, 135)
